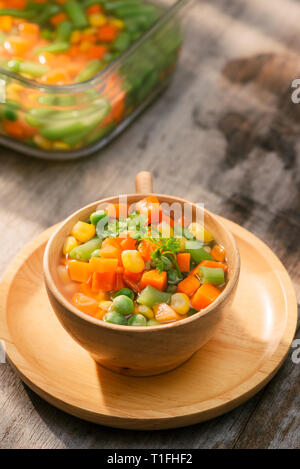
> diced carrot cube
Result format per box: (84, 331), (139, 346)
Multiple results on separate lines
(99, 244), (121, 260)
(89, 257), (118, 273)
(68, 260), (91, 283)
(123, 270), (142, 283)
(191, 284), (221, 311)
(177, 253), (191, 272)
(115, 272), (125, 290)
(92, 271), (115, 292)
(120, 237), (137, 251)
(177, 275), (200, 296)
(140, 269), (167, 291)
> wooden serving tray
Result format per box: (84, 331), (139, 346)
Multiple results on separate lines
(0, 217), (297, 430)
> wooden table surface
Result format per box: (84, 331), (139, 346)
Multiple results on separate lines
(0, 0), (299, 449)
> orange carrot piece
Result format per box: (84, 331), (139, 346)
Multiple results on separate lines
(177, 275), (200, 296)
(72, 292), (99, 316)
(9, 0), (27, 8)
(140, 269), (167, 291)
(200, 260), (228, 272)
(136, 196), (162, 225)
(0, 16), (12, 32)
(5, 36), (32, 57)
(68, 260), (91, 283)
(4, 120), (25, 139)
(87, 4), (102, 14)
(123, 276), (141, 293)
(138, 239), (157, 261)
(19, 22), (39, 36)
(120, 237), (137, 251)
(99, 244), (121, 260)
(92, 271), (115, 292)
(191, 284), (221, 310)
(89, 257), (118, 273)
(211, 245), (226, 262)
(115, 272), (125, 290)
(51, 12), (67, 26)
(177, 253), (191, 272)
(123, 269), (142, 282)
(98, 24), (118, 42)
(87, 44), (107, 60)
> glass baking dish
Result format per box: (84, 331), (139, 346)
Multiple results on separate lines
(0, 0), (190, 160)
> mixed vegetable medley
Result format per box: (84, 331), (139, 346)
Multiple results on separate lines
(58, 196), (228, 327)
(0, 0), (182, 152)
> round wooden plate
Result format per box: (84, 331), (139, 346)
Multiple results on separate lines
(0, 218), (297, 430)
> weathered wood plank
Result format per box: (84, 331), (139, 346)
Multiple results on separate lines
(0, 0), (300, 449)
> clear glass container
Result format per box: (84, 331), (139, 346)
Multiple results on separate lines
(0, 0), (190, 160)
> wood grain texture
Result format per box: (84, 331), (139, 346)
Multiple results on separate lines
(0, 0), (300, 448)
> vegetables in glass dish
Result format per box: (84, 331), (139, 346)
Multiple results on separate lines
(58, 196), (228, 327)
(0, 0), (189, 158)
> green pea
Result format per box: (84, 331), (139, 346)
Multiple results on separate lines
(113, 288), (134, 301)
(90, 210), (108, 226)
(112, 295), (134, 315)
(128, 314), (147, 326)
(103, 311), (127, 325)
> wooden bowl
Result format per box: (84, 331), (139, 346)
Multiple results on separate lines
(43, 172), (240, 376)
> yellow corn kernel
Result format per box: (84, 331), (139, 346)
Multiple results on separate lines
(109, 18), (124, 29)
(52, 141), (71, 151)
(63, 235), (79, 255)
(71, 221), (96, 243)
(89, 13), (107, 27)
(121, 250), (145, 273)
(33, 134), (53, 150)
(71, 30), (81, 44)
(137, 304), (154, 319)
(157, 221), (174, 238)
(170, 293), (190, 315)
(79, 40), (92, 52)
(153, 303), (179, 323)
(188, 222), (214, 243)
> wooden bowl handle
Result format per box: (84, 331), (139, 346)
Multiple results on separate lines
(135, 171), (153, 194)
